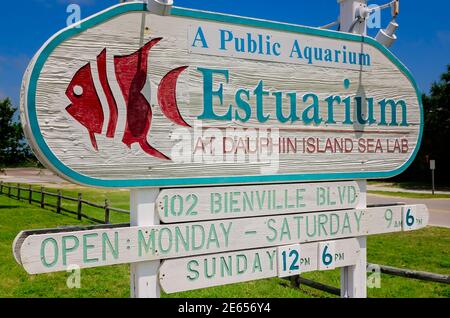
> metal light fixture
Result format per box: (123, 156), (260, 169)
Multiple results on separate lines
(322, 0), (401, 47)
(375, 19), (399, 48)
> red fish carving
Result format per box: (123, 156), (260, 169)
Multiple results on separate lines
(65, 37), (189, 160)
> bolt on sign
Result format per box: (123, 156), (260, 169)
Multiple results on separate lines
(20, 2), (423, 188)
(14, 204), (428, 275)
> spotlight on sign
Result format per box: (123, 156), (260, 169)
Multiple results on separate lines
(375, 20), (399, 48)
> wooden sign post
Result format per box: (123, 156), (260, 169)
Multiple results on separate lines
(13, 192), (429, 297)
(341, 180), (367, 298)
(16, 1), (426, 299)
(130, 189), (160, 298)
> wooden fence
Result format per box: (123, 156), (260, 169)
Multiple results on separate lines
(0, 181), (129, 224)
(286, 263), (449, 296)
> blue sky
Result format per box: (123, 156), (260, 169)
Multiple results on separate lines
(0, 0), (449, 107)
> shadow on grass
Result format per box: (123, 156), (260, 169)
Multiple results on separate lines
(394, 181), (450, 192)
(0, 205), (21, 209)
(0, 196), (99, 224)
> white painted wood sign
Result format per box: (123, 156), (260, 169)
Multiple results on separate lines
(156, 181), (360, 222)
(159, 238), (360, 293)
(20, 2), (423, 188)
(14, 204), (428, 274)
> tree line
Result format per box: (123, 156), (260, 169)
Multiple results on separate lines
(0, 98), (37, 168)
(398, 65), (450, 185)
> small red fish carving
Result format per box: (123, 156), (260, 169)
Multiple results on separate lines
(65, 37), (190, 160)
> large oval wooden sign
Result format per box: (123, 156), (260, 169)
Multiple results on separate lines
(21, 2), (423, 188)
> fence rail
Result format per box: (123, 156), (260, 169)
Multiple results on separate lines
(287, 276), (341, 296)
(374, 263), (450, 284)
(0, 181), (129, 224)
(286, 263), (449, 296)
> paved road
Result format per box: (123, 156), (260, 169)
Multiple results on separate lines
(368, 194), (450, 228)
(0, 168), (71, 187)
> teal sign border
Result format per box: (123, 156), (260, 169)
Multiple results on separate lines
(25, 2), (424, 188)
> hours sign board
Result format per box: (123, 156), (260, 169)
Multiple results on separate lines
(20, 2), (423, 188)
(14, 204), (428, 274)
(159, 238), (360, 293)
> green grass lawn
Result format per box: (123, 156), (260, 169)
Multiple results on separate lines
(0, 193), (449, 298)
(390, 181), (450, 192)
(367, 180), (450, 198)
(368, 190), (450, 199)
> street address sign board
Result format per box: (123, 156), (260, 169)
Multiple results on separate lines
(21, 2), (423, 188)
(156, 181), (361, 222)
(15, 204), (428, 274)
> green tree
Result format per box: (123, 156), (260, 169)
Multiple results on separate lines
(0, 98), (33, 167)
(399, 65), (450, 184)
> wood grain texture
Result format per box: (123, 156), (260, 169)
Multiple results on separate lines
(156, 181), (361, 223)
(159, 238), (360, 293)
(20, 7), (422, 187)
(16, 204), (428, 274)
